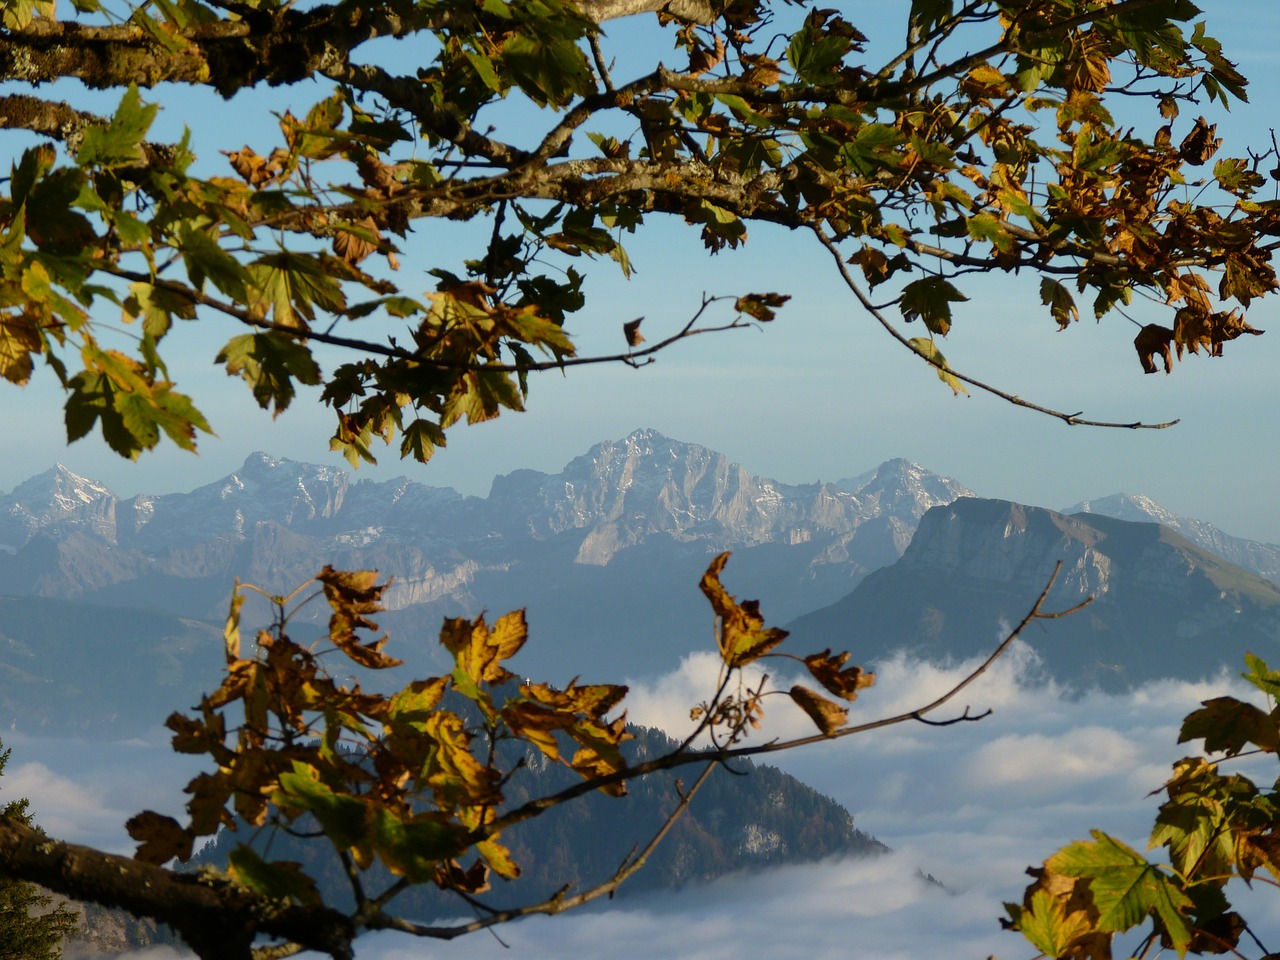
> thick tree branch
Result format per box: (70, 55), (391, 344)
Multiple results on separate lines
(0, 817), (354, 960)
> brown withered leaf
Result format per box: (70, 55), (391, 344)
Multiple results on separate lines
(700, 552), (789, 667)
(735, 292), (789, 322)
(803, 649), (876, 702)
(688, 36), (726, 77)
(623, 317), (645, 347)
(789, 685), (848, 736)
(739, 54), (781, 87)
(1134, 323), (1175, 374)
(1174, 307), (1264, 358)
(1179, 116), (1222, 166)
(356, 153), (403, 198)
(127, 811), (194, 865)
(333, 216), (381, 266)
(225, 146), (288, 187)
(435, 858), (491, 894)
(317, 567), (402, 669)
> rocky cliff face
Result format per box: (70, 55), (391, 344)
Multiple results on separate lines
(0, 431), (972, 616)
(1067, 492), (1280, 583)
(787, 498), (1280, 687)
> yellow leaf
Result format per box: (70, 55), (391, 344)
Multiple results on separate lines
(699, 552), (789, 667)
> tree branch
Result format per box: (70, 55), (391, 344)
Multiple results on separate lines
(0, 817), (354, 960)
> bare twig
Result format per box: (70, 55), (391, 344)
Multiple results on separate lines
(811, 228), (1181, 430)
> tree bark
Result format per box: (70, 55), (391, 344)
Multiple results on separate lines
(0, 817), (354, 960)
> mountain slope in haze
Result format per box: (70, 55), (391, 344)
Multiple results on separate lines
(786, 498), (1280, 688)
(1067, 493), (1280, 584)
(0, 432), (973, 681)
(0, 595), (222, 737)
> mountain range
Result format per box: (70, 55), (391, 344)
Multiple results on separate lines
(3, 428), (1280, 738)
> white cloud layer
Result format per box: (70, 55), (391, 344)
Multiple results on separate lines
(13, 649), (1280, 960)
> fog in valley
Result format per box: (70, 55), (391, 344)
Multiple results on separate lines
(8, 643), (1278, 960)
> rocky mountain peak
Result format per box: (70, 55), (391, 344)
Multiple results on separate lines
(851, 458), (974, 522)
(0, 464), (119, 549)
(1067, 492), (1280, 584)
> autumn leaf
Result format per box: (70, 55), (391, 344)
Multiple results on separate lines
(699, 552), (789, 667)
(908, 337), (968, 395)
(317, 567), (402, 670)
(0, 311), (42, 385)
(789, 685), (848, 736)
(623, 317), (644, 347)
(127, 811), (194, 865)
(1179, 697), (1280, 756)
(735, 292), (789, 322)
(688, 36), (725, 77)
(1179, 117), (1222, 165)
(803, 649), (875, 702)
(1134, 324), (1175, 375)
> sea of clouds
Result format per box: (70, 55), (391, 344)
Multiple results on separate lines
(7, 643), (1280, 960)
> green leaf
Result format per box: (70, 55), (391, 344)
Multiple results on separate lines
(227, 846), (322, 905)
(1040, 278), (1079, 329)
(179, 225), (250, 301)
(1243, 653), (1280, 700)
(502, 33), (593, 107)
(965, 213), (1016, 253)
(76, 85), (159, 168)
(900, 277), (968, 336)
(248, 252), (346, 328)
(275, 762), (369, 850)
(123, 282), (197, 339)
(216, 332), (322, 415)
(1049, 831), (1193, 951)
(372, 809), (468, 882)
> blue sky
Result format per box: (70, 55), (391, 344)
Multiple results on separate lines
(4, 2), (1280, 541)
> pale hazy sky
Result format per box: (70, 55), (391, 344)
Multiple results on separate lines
(4, 3), (1279, 542)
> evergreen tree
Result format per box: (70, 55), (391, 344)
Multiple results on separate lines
(0, 743), (78, 960)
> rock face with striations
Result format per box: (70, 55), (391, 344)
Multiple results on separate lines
(786, 498), (1280, 688)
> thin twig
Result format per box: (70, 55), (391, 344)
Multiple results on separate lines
(811, 227), (1180, 430)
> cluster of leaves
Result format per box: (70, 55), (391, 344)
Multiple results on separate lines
(0, 0), (1275, 466)
(112, 552), (878, 957)
(1009, 653), (1280, 959)
(129, 566), (632, 906)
